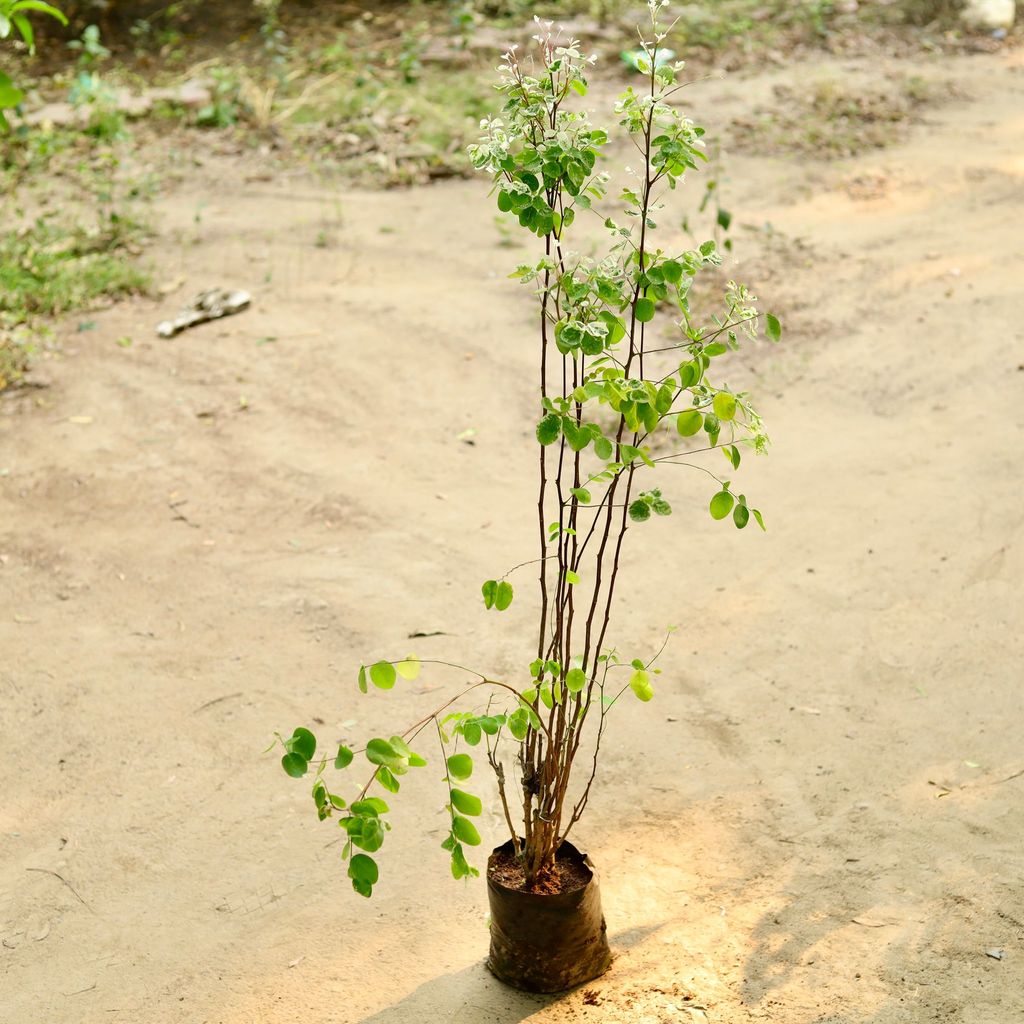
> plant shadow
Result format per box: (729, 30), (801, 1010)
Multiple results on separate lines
(355, 923), (666, 1023)
(354, 961), (553, 1024)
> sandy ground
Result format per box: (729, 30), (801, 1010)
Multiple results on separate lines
(2, 45), (1023, 1024)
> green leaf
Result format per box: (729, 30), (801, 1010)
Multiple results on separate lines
(366, 738), (403, 768)
(497, 191), (513, 212)
(629, 669), (654, 702)
(376, 765), (401, 793)
(357, 665), (368, 693)
(446, 754), (473, 780)
(508, 709), (529, 740)
(281, 752), (307, 778)
(461, 720), (482, 746)
(676, 410), (702, 437)
(0, 72), (25, 110)
(350, 816), (384, 853)
(351, 797), (389, 816)
(334, 745), (354, 769)
(733, 504), (750, 529)
(629, 500), (651, 522)
(679, 362), (698, 388)
(565, 570), (581, 585)
(450, 789), (482, 816)
(713, 392), (737, 422)
(562, 419), (589, 452)
(481, 579), (497, 609)
(495, 581), (514, 611)
(571, 487), (592, 505)
(395, 655), (421, 680)
(370, 661), (397, 690)
(635, 297), (656, 323)
(452, 815), (482, 846)
(565, 667), (587, 693)
(287, 727), (316, 760)
(348, 852), (378, 884)
(752, 509), (767, 532)
(710, 490), (735, 520)
(12, 14), (33, 52)
(11, 2), (68, 25)
(765, 313), (782, 342)
(450, 842), (474, 879)
(594, 436), (613, 461)
(536, 414), (561, 446)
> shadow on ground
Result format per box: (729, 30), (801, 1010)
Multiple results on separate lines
(356, 923), (665, 1023)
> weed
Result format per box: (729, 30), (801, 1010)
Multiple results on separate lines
(731, 75), (935, 159)
(0, 212), (150, 324)
(0, 327), (32, 390)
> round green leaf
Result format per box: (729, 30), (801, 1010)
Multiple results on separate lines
(765, 312), (782, 342)
(452, 815), (482, 846)
(334, 744), (354, 769)
(629, 500), (651, 522)
(507, 709), (529, 740)
(351, 797), (389, 816)
(450, 788), (482, 816)
(366, 737), (402, 768)
(629, 669), (654, 702)
(395, 656), (421, 680)
(713, 392), (737, 422)
(349, 853), (379, 884)
(289, 727), (316, 761)
(734, 504), (750, 529)
(495, 581), (514, 611)
(677, 410), (702, 437)
(635, 297), (656, 322)
(709, 490), (735, 520)
(461, 720), (482, 746)
(446, 754), (473, 780)
(536, 414), (561, 446)
(281, 752), (307, 778)
(369, 661), (397, 689)
(565, 667), (587, 693)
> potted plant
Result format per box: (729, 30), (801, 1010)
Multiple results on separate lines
(274, 0), (779, 994)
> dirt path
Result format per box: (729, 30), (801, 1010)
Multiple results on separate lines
(2, 47), (1023, 1024)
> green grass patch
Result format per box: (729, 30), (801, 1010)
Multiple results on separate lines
(0, 212), (150, 325)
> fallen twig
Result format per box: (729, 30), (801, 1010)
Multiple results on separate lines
(25, 868), (91, 911)
(193, 692), (243, 714)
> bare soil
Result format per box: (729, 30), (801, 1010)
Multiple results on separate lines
(2, 44), (1023, 1024)
(488, 845), (591, 896)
